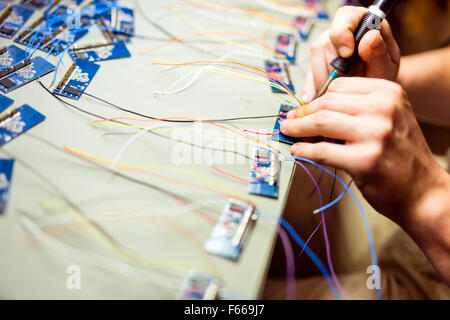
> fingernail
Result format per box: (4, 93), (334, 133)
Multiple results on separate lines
(338, 45), (352, 57)
(291, 144), (298, 154)
(370, 32), (383, 49)
(286, 110), (296, 119)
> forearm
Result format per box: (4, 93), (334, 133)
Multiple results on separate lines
(397, 47), (450, 128)
(401, 167), (450, 285)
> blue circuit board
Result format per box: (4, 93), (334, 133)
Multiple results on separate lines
(53, 59), (100, 100)
(265, 60), (295, 94)
(0, 94), (13, 112)
(249, 147), (280, 199)
(0, 5), (34, 39)
(292, 16), (315, 40)
(272, 104), (346, 145)
(68, 41), (130, 62)
(0, 158), (14, 215)
(0, 104), (46, 148)
(0, 2), (6, 12)
(20, 0), (49, 9)
(176, 272), (220, 300)
(0, 56), (55, 93)
(0, 45), (27, 71)
(275, 33), (297, 64)
(204, 199), (257, 261)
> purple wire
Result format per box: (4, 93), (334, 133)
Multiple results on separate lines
(293, 160), (349, 300)
(277, 225), (296, 300)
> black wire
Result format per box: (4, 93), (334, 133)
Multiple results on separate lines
(328, 169), (337, 204)
(41, 80), (279, 123)
(80, 90), (279, 123)
(39, 80), (253, 160)
(131, 0), (215, 56)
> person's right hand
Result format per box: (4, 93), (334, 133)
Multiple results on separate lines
(301, 6), (401, 102)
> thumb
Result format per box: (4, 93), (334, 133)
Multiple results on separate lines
(358, 30), (397, 81)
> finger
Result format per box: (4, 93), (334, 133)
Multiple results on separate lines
(329, 6), (368, 58)
(301, 92), (370, 116)
(290, 142), (356, 171)
(280, 110), (359, 141)
(379, 20), (401, 65)
(310, 31), (332, 93)
(300, 69), (316, 103)
(327, 76), (386, 94)
(358, 29), (397, 80)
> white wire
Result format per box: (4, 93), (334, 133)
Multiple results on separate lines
(38, 198), (223, 228)
(185, 6), (296, 35)
(16, 214), (183, 293)
(151, 50), (286, 96)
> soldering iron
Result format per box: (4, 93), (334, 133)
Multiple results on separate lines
(315, 0), (399, 98)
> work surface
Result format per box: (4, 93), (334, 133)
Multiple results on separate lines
(0, 0), (337, 299)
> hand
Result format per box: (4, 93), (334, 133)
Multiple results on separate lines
(302, 6), (401, 102)
(281, 77), (444, 224)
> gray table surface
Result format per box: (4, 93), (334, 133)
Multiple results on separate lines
(0, 0), (335, 299)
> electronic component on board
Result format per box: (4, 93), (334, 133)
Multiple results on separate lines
(177, 272), (221, 300)
(54, 59), (100, 100)
(102, 5), (135, 42)
(275, 33), (297, 64)
(15, 4), (87, 56)
(0, 94), (13, 112)
(20, 0), (49, 9)
(0, 158), (14, 215)
(0, 45), (27, 71)
(0, 5), (34, 39)
(205, 199), (258, 261)
(306, 0), (329, 19)
(249, 147), (281, 199)
(265, 60), (295, 94)
(272, 104), (345, 145)
(0, 104), (46, 148)
(69, 41), (130, 62)
(0, 56), (55, 93)
(292, 16), (315, 40)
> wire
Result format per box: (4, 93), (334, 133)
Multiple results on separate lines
(64, 146), (254, 205)
(260, 212), (339, 299)
(150, 60), (303, 106)
(292, 160), (348, 299)
(284, 156), (382, 300)
(38, 79), (280, 123)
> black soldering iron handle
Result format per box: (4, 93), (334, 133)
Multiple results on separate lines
(331, 0), (398, 74)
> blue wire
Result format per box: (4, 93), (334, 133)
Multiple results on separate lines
(285, 156), (383, 300)
(260, 212), (340, 300)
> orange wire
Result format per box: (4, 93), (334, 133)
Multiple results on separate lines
(169, 2), (295, 30)
(139, 31), (277, 55)
(150, 60), (300, 103)
(93, 115), (271, 150)
(64, 146), (254, 207)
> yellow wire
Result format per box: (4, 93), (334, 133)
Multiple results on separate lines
(152, 56), (293, 95)
(169, 6), (286, 59)
(65, 146), (255, 204)
(40, 201), (200, 276)
(41, 200), (222, 278)
(188, 0), (298, 31)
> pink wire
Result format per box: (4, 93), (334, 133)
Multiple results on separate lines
(277, 226), (297, 300)
(293, 160), (349, 300)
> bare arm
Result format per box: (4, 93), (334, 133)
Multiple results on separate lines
(398, 47), (450, 128)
